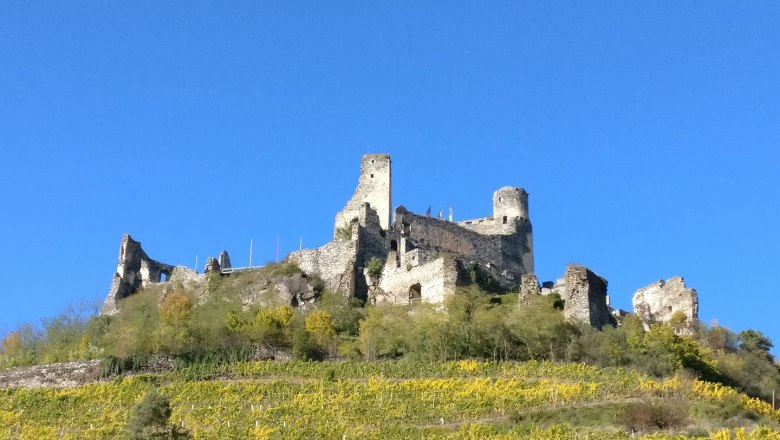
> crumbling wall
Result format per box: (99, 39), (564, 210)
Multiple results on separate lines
(520, 274), (541, 300)
(204, 257), (221, 273)
(334, 154), (392, 235)
(101, 234), (180, 315)
(633, 277), (699, 329)
(218, 251), (231, 270)
(561, 265), (612, 329)
(375, 255), (458, 304)
(394, 206), (532, 286)
(287, 233), (358, 295)
(168, 266), (202, 286)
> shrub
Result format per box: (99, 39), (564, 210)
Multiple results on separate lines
(291, 327), (324, 361)
(366, 257), (384, 280)
(621, 399), (687, 432)
(126, 389), (191, 439)
(335, 223), (353, 241)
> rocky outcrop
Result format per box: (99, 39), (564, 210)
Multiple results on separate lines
(275, 273), (318, 307)
(0, 360), (101, 389)
(633, 276), (698, 329)
(561, 265), (612, 329)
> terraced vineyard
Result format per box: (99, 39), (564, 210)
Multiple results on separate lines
(2, 360), (779, 439)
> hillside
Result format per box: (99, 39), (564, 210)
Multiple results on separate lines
(3, 264), (780, 439)
(2, 360), (780, 439)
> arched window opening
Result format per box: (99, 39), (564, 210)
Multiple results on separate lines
(409, 283), (422, 302)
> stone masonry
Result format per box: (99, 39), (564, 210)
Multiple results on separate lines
(289, 153), (535, 304)
(101, 234), (202, 315)
(560, 265), (612, 329)
(101, 153), (704, 333)
(633, 276), (699, 330)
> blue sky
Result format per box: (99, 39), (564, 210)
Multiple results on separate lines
(1, 2), (778, 348)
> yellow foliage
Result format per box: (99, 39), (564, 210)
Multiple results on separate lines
(1, 332), (21, 357)
(158, 289), (194, 325)
(257, 305), (293, 328)
(305, 310), (336, 347)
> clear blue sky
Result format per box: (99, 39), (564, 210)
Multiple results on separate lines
(1, 2), (778, 348)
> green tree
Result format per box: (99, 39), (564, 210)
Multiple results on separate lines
(506, 294), (570, 361)
(127, 390), (190, 440)
(358, 305), (409, 360)
(316, 292), (365, 337)
(738, 330), (773, 356)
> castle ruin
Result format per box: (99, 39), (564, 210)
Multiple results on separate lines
(101, 153), (698, 330)
(288, 154), (534, 304)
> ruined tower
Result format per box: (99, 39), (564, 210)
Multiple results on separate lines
(493, 187), (529, 222)
(334, 154), (392, 235)
(101, 234), (200, 315)
(101, 234), (175, 315)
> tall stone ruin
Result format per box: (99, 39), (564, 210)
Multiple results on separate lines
(101, 234), (201, 315)
(560, 265), (612, 329)
(633, 276), (699, 330)
(289, 153), (535, 304)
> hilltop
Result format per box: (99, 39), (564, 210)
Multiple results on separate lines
(1, 154), (779, 439)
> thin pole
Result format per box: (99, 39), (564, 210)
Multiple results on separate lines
(773, 390), (775, 411)
(299, 237), (302, 251)
(249, 239), (253, 268)
(195, 254), (198, 273)
(276, 237), (280, 263)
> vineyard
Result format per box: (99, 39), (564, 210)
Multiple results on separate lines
(2, 360), (780, 439)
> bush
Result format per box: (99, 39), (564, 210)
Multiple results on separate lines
(335, 223), (353, 241)
(126, 389), (191, 439)
(366, 257), (384, 280)
(291, 327), (324, 361)
(621, 399), (687, 432)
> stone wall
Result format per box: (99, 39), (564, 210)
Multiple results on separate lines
(493, 186), (529, 221)
(334, 154), (392, 235)
(287, 234), (358, 295)
(394, 206), (532, 287)
(561, 265), (612, 329)
(520, 274), (541, 300)
(376, 255), (458, 304)
(633, 276), (699, 330)
(101, 234), (181, 315)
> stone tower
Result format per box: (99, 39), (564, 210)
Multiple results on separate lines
(493, 187), (529, 222)
(101, 234), (175, 315)
(334, 154), (392, 235)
